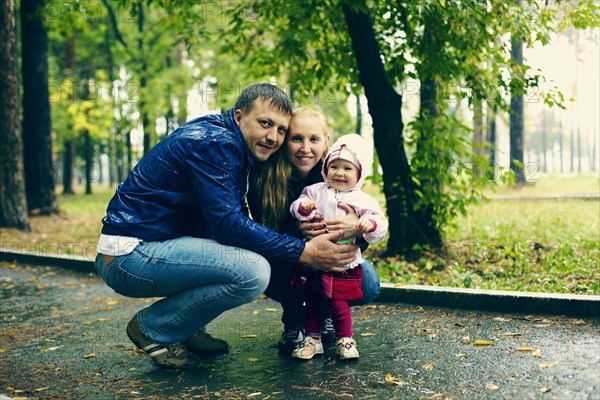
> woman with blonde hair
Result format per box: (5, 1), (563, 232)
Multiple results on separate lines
(247, 107), (381, 354)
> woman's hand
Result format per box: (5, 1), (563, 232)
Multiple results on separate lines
(298, 214), (327, 239)
(324, 203), (361, 239)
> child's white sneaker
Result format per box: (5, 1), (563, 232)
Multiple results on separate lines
(336, 337), (359, 360)
(291, 336), (324, 360)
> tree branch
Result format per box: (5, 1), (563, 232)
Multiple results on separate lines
(101, 0), (128, 49)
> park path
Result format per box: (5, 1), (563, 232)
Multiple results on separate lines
(1, 262), (599, 400)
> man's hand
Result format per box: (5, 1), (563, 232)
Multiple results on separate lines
(298, 203), (361, 240)
(299, 230), (358, 272)
(323, 203), (361, 239)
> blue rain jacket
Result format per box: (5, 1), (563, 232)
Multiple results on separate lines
(101, 108), (305, 262)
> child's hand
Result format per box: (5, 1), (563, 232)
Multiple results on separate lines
(358, 217), (374, 233)
(299, 199), (317, 214)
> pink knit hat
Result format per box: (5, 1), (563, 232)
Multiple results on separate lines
(323, 144), (362, 180)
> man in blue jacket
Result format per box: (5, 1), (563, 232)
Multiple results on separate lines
(95, 83), (357, 369)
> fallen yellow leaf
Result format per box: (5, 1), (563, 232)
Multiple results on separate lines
(474, 340), (494, 346)
(252, 310), (259, 315)
(485, 383), (500, 391)
(43, 345), (64, 352)
(241, 334), (258, 338)
(538, 363), (557, 369)
(532, 350), (542, 357)
(265, 308), (277, 312)
(360, 332), (375, 337)
(517, 346), (534, 352)
(540, 387), (552, 393)
(97, 318), (110, 322)
(462, 336), (471, 344)
(84, 353), (96, 359)
(33, 387), (50, 392)
(248, 358), (259, 362)
(502, 332), (524, 337)
(385, 373), (408, 386)
(422, 361), (438, 371)
(0, 349), (6, 353)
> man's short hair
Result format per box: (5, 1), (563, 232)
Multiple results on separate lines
(235, 83), (292, 116)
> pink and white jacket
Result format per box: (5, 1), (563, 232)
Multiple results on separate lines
(290, 134), (388, 268)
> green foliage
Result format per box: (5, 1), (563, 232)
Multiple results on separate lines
(220, 0), (357, 101)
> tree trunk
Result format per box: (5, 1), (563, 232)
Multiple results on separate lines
(342, 2), (437, 256)
(486, 103), (497, 180)
(355, 93), (362, 135)
(570, 30), (578, 173)
(591, 131), (597, 172)
(559, 119), (563, 173)
(138, 1), (151, 154)
(21, 0), (57, 215)
(0, 0), (30, 230)
(126, 130), (133, 172)
(62, 139), (75, 194)
(81, 75), (93, 195)
(176, 42), (188, 126)
(84, 130), (92, 194)
(415, 74), (443, 249)
(577, 126), (581, 173)
(472, 96), (485, 179)
(541, 111), (547, 173)
(63, 36), (76, 194)
(590, 129), (598, 172)
(570, 118), (575, 172)
(510, 25), (525, 184)
(104, 25), (116, 186)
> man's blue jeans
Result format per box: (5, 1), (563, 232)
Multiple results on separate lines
(94, 237), (270, 344)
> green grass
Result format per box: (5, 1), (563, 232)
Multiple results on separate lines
(371, 198), (599, 294)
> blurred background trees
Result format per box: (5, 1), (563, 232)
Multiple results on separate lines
(1, 0), (598, 257)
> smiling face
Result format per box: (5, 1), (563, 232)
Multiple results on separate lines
(286, 115), (329, 177)
(325, 159), (359, 191)
(234, 99), (290, 162)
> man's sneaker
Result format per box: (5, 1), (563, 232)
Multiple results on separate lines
(277, 327), (305, 354)
(184, 331), (230, 355)
(336, 337), (359, 360)
(321, 317), (336, 343)
(291, 336), (324, 360)
(126, 315), (201, 369)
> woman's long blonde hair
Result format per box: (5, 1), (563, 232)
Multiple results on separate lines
(255, 107), (329, 230)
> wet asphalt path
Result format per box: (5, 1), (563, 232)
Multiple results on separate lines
(1, 262), (599, 400)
